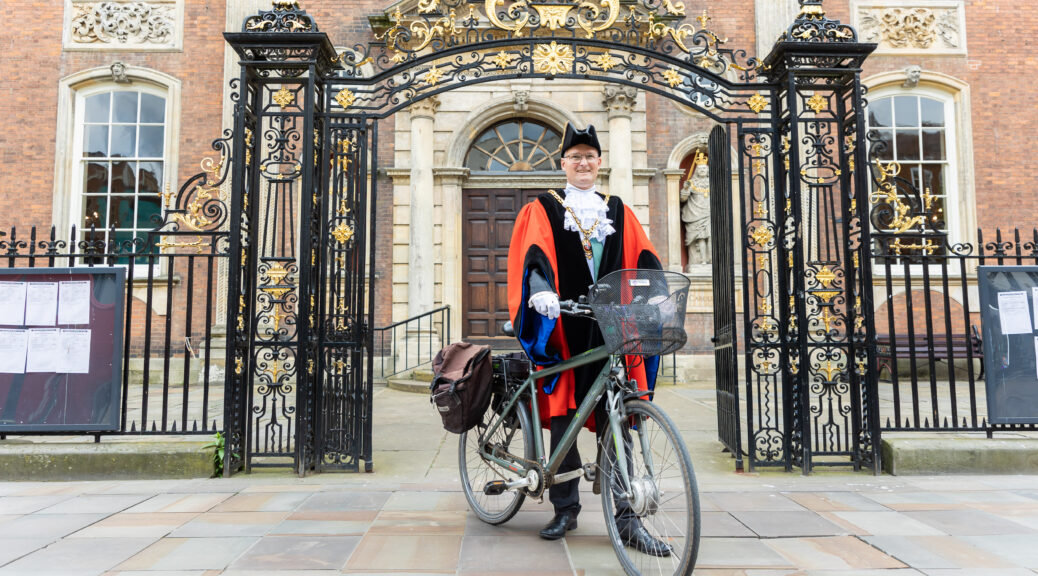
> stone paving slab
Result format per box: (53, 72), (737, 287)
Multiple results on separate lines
(862, 535), (1022, 570)
(824, 510), (946, 536)
(114, 536), (258, 571)
(903, 509), (1038, 535)
(730, 510), (847, 538)
(2, 386), (1038, 575)
(0, 536), (157, 575)
(0, 538), (52, 566)
(226, 535), (360, 571)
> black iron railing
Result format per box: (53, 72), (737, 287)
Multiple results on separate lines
(371, 306), (451, 380)
(871, 228), (1038, 433)
(0, 224), (229, 438)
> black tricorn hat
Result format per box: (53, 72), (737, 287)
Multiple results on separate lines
(561, 123), (601, 156)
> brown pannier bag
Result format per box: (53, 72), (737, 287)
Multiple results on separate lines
(430, 342), (493, 433)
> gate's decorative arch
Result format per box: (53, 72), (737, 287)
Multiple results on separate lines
(216, 0), (880, 475)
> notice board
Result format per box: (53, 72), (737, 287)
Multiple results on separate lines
(0, 267), (125, 432)
(978, 265), (1038, 425)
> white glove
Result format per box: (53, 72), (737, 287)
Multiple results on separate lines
(528, 291), (560, 319)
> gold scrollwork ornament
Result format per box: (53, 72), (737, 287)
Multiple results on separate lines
(332, 223), (355, 245)
(335, 88), (355, 109)
(533, 42), (573, 75)
(591, 50), (620, 72)
(273, 86), (295, 108)
(663, 67), (682, 87)
(747, 93), (767, 114)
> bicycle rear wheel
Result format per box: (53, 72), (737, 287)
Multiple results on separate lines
(458, 395), (533, 525)
(600, 399), (700, 576)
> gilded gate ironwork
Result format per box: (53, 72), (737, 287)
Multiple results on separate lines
(218, 0), (880, 474)
(760, 3), (880, 472)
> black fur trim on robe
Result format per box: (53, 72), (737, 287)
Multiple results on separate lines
(535, 193), (626, 404)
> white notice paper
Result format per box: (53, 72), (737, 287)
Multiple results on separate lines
(26, 328), (62, 373)
(25, 282), (58, 326)
(998, 291), (1033, 335)
(58, 281), (91, 325)
(59, 329), (91, 374)
(0, 282), (27, 325)
(1033, 287), (1038, 330)
(1035, 337), (1038, 380)
(0, 329), (28, 374)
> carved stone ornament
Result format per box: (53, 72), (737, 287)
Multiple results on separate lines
(409, 95), (440, 119)
(110, 61), (131, 83)
(68, 0), (177, 49)
(603, 86), (639, 117)
(902, 64), (921, 88)
(856, 3), (963, 53)
(512, 89), (529, 113)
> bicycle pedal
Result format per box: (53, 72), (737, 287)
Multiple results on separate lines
(483, 480), (508, 496)
(582, 463), (597, 482)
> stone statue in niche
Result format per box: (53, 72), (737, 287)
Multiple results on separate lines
(680, 150), (711, 269)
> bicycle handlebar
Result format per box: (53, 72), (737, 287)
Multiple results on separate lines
(558, 299), (594, 317)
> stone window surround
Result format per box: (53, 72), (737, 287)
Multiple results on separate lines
(863, 70), (976, 249)
(63, 0), (185, 52)
(52, 66), (182, 278)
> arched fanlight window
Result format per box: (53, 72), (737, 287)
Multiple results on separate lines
(465, 119), (562, 172)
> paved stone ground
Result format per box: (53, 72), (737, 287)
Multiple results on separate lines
(2, 382), (1037, 575)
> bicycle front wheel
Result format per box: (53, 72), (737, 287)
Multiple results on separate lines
(600, 399), (700, 576)
(458, 395), (533, 525)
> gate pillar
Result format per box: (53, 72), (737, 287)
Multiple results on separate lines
(762, 0), (880, 473)
(223, 3), (336, 474)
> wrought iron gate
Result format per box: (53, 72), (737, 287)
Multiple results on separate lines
(709, 125), (743, 471)
(215, 0), (881, 475)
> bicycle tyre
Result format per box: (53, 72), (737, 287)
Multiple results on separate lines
(458, 394), (533, 525)
(599, 399), (700, 576)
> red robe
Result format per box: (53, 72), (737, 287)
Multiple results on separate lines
(507, 192), (662, 429)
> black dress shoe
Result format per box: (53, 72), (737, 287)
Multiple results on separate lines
(618, 519), (672, 557)
(539, 509), (579, 540)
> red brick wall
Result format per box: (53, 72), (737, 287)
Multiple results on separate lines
(874, 289), (973, 338)
(0, 0), (228, 229)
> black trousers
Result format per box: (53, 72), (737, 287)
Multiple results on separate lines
(548, 402), (634, 519)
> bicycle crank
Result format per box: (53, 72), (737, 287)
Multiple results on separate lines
(483, 468), (541, 496)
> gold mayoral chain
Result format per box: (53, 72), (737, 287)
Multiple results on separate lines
(549, 190), (611, 260)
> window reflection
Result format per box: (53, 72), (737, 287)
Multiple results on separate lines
(78, 89), (167, 265)
(465, 120), (562, 172)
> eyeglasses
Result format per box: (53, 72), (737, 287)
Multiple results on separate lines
(562, 153), (600, 163)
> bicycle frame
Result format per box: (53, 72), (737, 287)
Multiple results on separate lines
(479, 344), (637, 493)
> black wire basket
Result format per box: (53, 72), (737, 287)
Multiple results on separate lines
(587, 269), (690, 356)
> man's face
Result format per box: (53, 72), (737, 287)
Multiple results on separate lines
(560, 143), (601, 190)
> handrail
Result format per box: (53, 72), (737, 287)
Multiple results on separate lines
(371, 305), (451, 380)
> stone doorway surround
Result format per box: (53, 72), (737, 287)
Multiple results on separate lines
(384, 80), (653, 339)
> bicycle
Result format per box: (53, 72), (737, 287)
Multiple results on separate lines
(459, 268), (701, 576)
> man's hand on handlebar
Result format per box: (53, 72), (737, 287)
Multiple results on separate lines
(528, 292), (593, 319)
(528, 291), (560, 319)
(558, 299), (593, 316)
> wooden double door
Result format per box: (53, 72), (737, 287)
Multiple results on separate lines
(462, 188), (543, 342)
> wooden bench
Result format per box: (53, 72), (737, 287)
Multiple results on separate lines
(875, 325), (984, 379)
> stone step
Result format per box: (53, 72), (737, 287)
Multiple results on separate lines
(0, 440), (215, 481)
(386, 378), (430, 394)
(881, 436), (1038, 475)
(411, 368), (434, 382)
